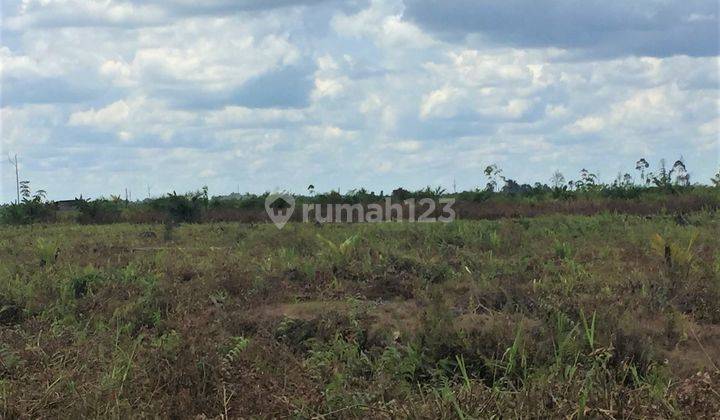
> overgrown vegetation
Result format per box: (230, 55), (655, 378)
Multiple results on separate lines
(1, 211), (718, 417)
(2, 159), (719, 225)
(0, 181), (54, 224)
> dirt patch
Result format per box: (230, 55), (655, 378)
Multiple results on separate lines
(243, 299), (426, 350)
(665, 323), (720, 377)
(258, 301), (353, 320)
(674, 371), (720, 417)
(220, 338), (323, 418)
(364, 273), (418, 300)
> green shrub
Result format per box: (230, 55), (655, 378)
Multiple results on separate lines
(75, 198), (123, 224)
(149, 190), (207, 223)
(0, 201), (55, 224)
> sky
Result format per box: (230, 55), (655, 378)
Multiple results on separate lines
(1, 0), (719, 201)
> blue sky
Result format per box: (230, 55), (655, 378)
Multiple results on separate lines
(1, 0), (718, 201)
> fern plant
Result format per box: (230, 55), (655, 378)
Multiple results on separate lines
(219, 336), (250, 379)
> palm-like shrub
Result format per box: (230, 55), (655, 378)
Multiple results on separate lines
(0, 181), (54, 224)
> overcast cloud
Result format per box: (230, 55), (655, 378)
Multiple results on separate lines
(1, 0), (718, 201)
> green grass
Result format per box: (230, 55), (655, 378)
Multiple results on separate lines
(1, 212), (719, 417)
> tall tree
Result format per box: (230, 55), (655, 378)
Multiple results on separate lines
(550, 170), (566, 189)
(7, 154), (20, 204)
(711, 168), (720, 187)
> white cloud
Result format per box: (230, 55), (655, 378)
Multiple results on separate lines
(204, 106), (306, 127)
(100, 59), (133, 83)
(698, 118), (719, 137)
(0, 47), (51, 78)
(1, 0), (718, 201)
(567, 116), (605, 134)
(608, 85), (680, 126)
(312, 77), (345, 99)
(359, 93), (397, 131)
(1, 105), (60, 149)
(199, 168), (217, 178)
(389, 140), (422, 152)
(304, 124), (356, 142)
(67, 97), (199, 144)
(69, 100), (131, 127)
(419, 86), (461, 119)
(7, 0), (165, 30)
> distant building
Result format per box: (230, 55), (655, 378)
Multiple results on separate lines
(55, 200), (79, 212)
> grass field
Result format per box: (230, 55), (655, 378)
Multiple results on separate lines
(1, 213), (719, 418)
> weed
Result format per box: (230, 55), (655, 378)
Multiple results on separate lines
(35, 238), (58, 267)
(580, 310), (597, 351)
(501, 325), (527, 384)
(69, 272), (103, 298)
(488, 231), (501, 249)
(151, 330), (182, 359)
(651, 232), (698, 271)
(554, 240), (573, 260)
(209, 289), (229, 306)
(222, 336), (250, 366)
(163, 220), (175, 241)
(0, 345), (21, 373)
(317, 233), (361, 260)
(455, 354), (471, 391)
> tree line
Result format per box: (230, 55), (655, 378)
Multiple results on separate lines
(2, 157), (719, 225)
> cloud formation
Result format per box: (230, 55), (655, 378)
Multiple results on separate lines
(1, 0), (718, 201)
(404, 0), (720, 57)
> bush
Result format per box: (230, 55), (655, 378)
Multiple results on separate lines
(602, 185), (643, 199)
(149, 190), (207, 223)
(75, 198), (123, 224)
(456, 189), (492, 202)
(0, 201), (55, 224)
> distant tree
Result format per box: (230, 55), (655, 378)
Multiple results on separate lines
(484, 164), (504, 192)
(671, 159), (689, 186)
(550, 170), (566, 189)
(635, 158), (650, 185)
(501, 179), (517, 193)
(19, 180), (31, 201)
(420, 185), (446, 198)
(8, 154), (20, 204)
(502, 179), (527, 195)
(650, 159), (671, 189)
(650, 158), (689, 189)
(353, 188), (378, 202)
(575, 168), (599, 191)
(612, 172), (633, 188)
(1, 180), (53, 224)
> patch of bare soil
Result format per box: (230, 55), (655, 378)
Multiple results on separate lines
(665, 323), (720, 377)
